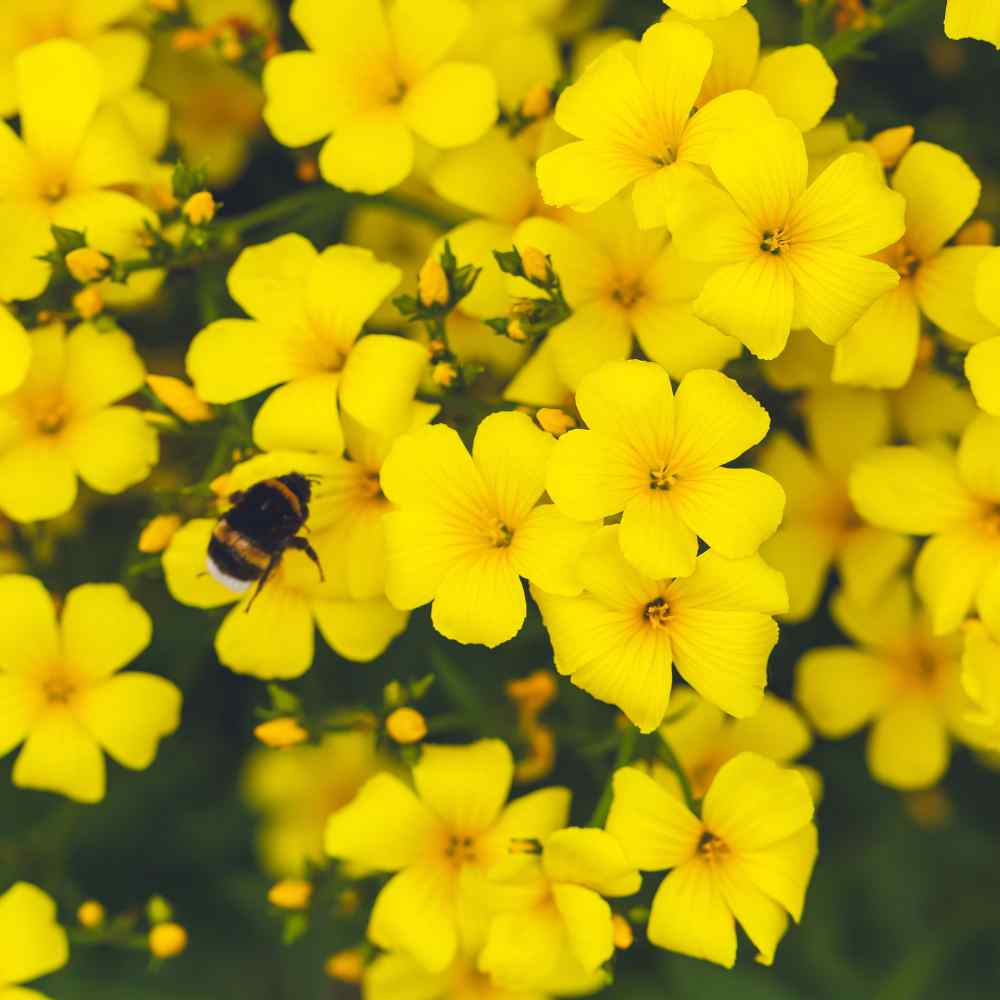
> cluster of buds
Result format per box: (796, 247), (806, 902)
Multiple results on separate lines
(486, 245), (572, 345)
(155, 1), (280, 74)
(74, 894), (188, 960)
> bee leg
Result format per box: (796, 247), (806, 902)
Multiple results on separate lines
(245, 556), (279, 613)
(288, 536), (325, 582)
(227, 490), (246, 505)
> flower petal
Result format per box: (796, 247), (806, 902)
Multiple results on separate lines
(312, 595), (408, 661)
(620, 489), (699, 580)
(64, 407), (158, 495)
(544, 827), (642, 897)
(0, 440), (78, 523)
(340, 335), (429, 434)
(714, 860), (789, 965)
(319, 111), (414, 194)
(548, 302), (633, 389)
(915, 528), (999, 635)
(0, 575), (59, 675)
(0, 202), (52, 302)
(388, 0), (468, 75)
(60, 583), (152, 681)
(679, 90), (774, 167)
(669, 550), (789, 615)
(632, 302), (741, 379)
(263, 51), (339, 146)
(227, 233), (316, 324)
(837, 526), (913, 609)
(802, 385), (892, 480)
(751, 44), (835, 132)
(760, 523), (834, 622)
(13, 708), (105, 803)
(795, 648), (889, 737)
(62, 324), (145, 414)
(402, 62), (497, 149)
(214, 588), (315, 679)
(537, 139), (649, 214)
(546, 429), (645, 521)
(0, 308), (30, 396)
(510, 505), (601, 597)
(867, 698), (950, 789)
(251, 374), (343, 454)
(957, 412), (1000, 502)
(913, 245), (1000, 344)
(553, 883), (614, 972)
(966, 338), (1000, 417)
(0, 883), (68, 985)
(162, 519), (239, 610)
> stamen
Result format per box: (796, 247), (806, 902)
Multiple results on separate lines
(487, 518), (513, 548)
(649, 466), (676, 491)
(698, 830), (728, 862)
(644, 597), (671, 629)
(42, 674), (76, 704)
(759, 228), (790, 256)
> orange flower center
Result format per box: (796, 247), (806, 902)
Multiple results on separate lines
(611, 278), (643, 308)
(21, 391), (72, 437)
(698, 830), (729, 862)
(759, 228), (792, 255)
(444, 833), (477, 864)
(883, 238), (919, 278)
(42, 670), (77, 705)
(888, 636), (951, 694)
(487, 517), (513, 548)
(649, 466), (677, 491)
(644, 597), (671, 629)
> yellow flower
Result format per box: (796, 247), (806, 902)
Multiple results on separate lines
(758, 386), (912, 622)
(262, 0), (498, 194)
(187, 235), (430, 450)
(536, 20), (774, 228)
(324, 739), (570, 972)
(0, 576), (180, 803)
(664, 0), (746, 18)
(546, 361), (784, 580)
(533, 525), (787, 731)
(962, 570), (1000, 743)
(479, 827), (638, 992)
(668, 117), (905, 359)
(0, 881), (69, 997)
(606, 753), (817, 967)
(796, 579), (991, 788)
(242, 729), (382, 877)
(965, 248), (1000, 415)
(0, 323), (158, 523)
(833, 142), (999, 388)
(380, 411), (601, 648)
(849, 412), (1000, 634)
(945, 0), (1000, 47)
(0, 39), (157, 302)
(510, 195), (739, 387)
(661, 7), (836, 131)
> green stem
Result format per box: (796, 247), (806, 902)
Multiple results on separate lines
(589, 724), (639, 827)
(821, 0), (937, 64)
(657, 736), (697, 815)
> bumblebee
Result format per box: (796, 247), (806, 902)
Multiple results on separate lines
(206, 473), (324, 610)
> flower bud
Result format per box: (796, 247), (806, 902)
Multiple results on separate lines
(66, 247), (110, 283)
(149, 922), (188, 959)
(507, 669), (558, 711)
(536, 408), (576, 437)
(146, 374), (214, 422)
(418, 258), (449, 307)
(870, 125), (914, 168)
(520, 83), (552, 120)
(220, 34), (244, 62)
(325, 949), (364, 983)
(254, 717), (308, 748)
(77, 900), (105, 929)
(138, 514), (182, 554)
(521, 246), (549, 283)
(296, 157), (319, 183)
(147, 895), (173, 925)
(183, 191), (217, 225)
(431, 361), (458, 388)
(73, 287), (103, 320)
(506, 319), (528, 342)
(337, 888), (360, 914)
(267, 878), (313, 910)
(172, 28), (210, 51)
(386, 706), (427, 744)
(612, 914), (633, 950)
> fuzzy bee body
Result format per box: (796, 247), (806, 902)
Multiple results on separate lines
(206, 473), (324, 609)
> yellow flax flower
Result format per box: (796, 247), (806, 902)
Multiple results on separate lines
(962, 570), (1000, 743)
(0, 39), (157, 302)
(546, 361), (784, 580)
(163, 448), (409, 678)
(0, 881), (69, 999)
(325, 739), (570, 973)
(480, 827), (639, 992)
(849, 412), (1000, 634)
(380, 411), (601, 648)
(0, 323), (158, 523)
(535, 20), (774, 228)
(606, 753), (817, 967)
(510, 195), (739, 387)
(668, 117), (905, 359)
(834, 142), (999, 388)
(758, 387), (912, 622)
(661, 7), (836, 132)
(945, 0), (1000, 47)
(187, 235), (429, 450)
(262, 0), (497, 194)
(0, 576), (181, 803)
(796, 579), (992, 789)
(532, 526), (787, 731)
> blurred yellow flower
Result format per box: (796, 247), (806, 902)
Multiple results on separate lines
(962, 570), (1000, 743)
(0, 881), (69, 998)
(0, 576), (180, 803)
(965, 249), (1000, 415)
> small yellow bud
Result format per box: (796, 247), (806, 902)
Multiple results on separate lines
(956, 219), (995, 246)
(72, 286), (103, 320)
(520, 246), (549, 283)
(417, 257), (449, 307)
(146, 374), (214, 422)
(77, 900), (105, 929)
(427, 337), (447, 357)
(870, 125), (914, 168)
(431, 361), (458, 388)
(506, 319), (528, 342)
(612, 914), (634, 950)
(254, 717), (308, 749)
(183, 191), (217, 225)
(325, 949), (364, 983)
(385, 706), (427, 744)
(147, 895), (173, 925)
(536, 408), (576, 437)
(149, 922), (188, 959)
(296, 157), (319, 184)
(520, 83), (552, 120)
(507, 669), (558, 712)
(337, 888), (360, 915)
(220, 35), (244, 61)
(172, 27), (210, 51)
(138, 514), (182, 554)
(66, 247), (110, 283)
(267, 878), (313, 910)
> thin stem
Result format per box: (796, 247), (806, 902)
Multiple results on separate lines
(657, 736), (697, 815)
(821, 0), (937, 65)
(589, 724), (639, 827)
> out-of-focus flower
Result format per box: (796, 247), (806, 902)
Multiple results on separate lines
(0, 882), (69, 995)
(945, 0), (1000, 47)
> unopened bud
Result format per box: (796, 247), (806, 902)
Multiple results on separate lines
(138, 514), (182, 554)
(172, 27), (210, 51)
(870, 125), (914, 168)
(268, 878), (312, 910)
(506, 319), (528, 342)
(254, 717), (308, 748)
(148, 922), (188, 959)
(520, 83), (552, 120)
(536, 408), (576, 437)
(956, 219), (995, 246)
(296, 157), (319, 184)
(386, 706), (427, 744)
(73, 287), (103, 320)
(418, 257), (449, 307)
(507, 669), (558, 711)
(325, 949), (364, 983)
(146, 374), (214, 422)
(183, 191), (217, 225)
(220, 35), (244, 61)
(520, 246), (549, 283)
(612, 914), (633, 950)
(337, 888), (360, 914)
(77, 900), (105, 929)
(147, 895), (173, 925)
(431, 361), (458, 388)
(66, 247), (110, 283)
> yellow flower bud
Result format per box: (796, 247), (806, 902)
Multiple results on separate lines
(172, 27), (210, 51)
(385, 706), (427, 744)
(146, 374), (214, 422)
(417, 257), (449, 307)
(73, 287), (103, 320)
(536, 408), (576, 437)
(267, 878), (313, 910)
(325, 949), (364, 983)
(431, 361), (458, 388)
(254, 717), (308, 748)
(870, 125), (914, 168)
(520, 246), (549, 283)
(148, 922), (188, 959)
(507, 669), (558, 712)
(296, 157), (319, 184)
(612, 914), (634, 950)
(520, 83), (552, 120)
(220, 35), (244, 61)
(65, 247), (110, 283)
(337, 888), (360, 915)
(506, 319), (528, 342)
(138, 514), (182, 554)
(77, 900), (105, 929)
(956, 219), (995, 246)
(514, 725), (555, 783)
(183, 191), (217, 225)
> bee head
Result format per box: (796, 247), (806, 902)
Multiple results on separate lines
(279, 472), (314, 505)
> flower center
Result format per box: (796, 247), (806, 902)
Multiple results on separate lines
(884, 238), (919, 278)
(649, 466), (676, 491)
(759, 228), (791, 256)
(444, 833), (477, 864)
(487, 517), (513, 548)
(698, 830), (729, 862)
(42, 672), (77, 705)
(651, 146), (676, 167)
(25, 392), (71, 436)
(612, 279), (643, 308)
(644, 597), (671, 629)
(981, 507), (1000, 538)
